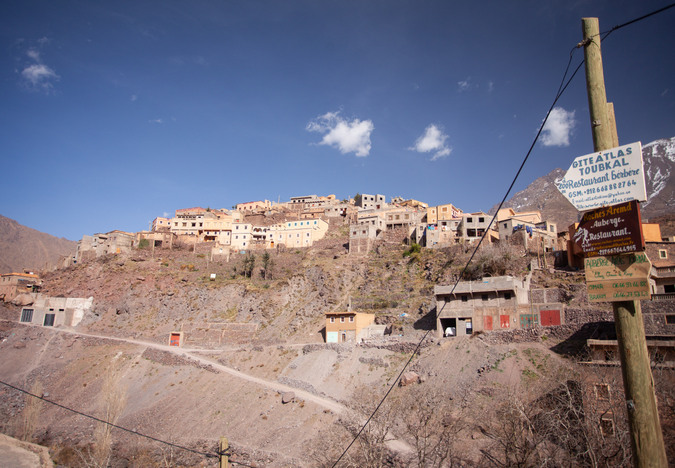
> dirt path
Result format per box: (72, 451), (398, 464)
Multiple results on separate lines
(8, 321), (413, 456)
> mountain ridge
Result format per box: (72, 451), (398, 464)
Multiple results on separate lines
(0, 215), (76, 273)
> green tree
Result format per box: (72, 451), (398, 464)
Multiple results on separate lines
(261, 251), (273, 280)
(354, 193), (362, 206)
(243, 252), (256, 278)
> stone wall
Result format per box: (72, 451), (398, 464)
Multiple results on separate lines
(184, 322), (258, 347)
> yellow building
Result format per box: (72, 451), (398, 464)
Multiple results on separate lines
(427, 203), (463, 224)
(325, 311), (375, 343)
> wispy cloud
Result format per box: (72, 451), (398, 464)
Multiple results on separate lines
(20, 43), (58, 92)
(540, 107), (576, 147)
(131, 94), (138, 102)
(457, 77), (476, 92)
(409, 124), (452, 161)
(306, 111), (374, 157)
(487, 80), (494, 93)
(149, 118), (163, 124)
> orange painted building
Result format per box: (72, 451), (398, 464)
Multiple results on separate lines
(325, 311), (375, 343)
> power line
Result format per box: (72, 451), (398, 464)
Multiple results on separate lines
(331, 4), (675, 466)
(0, 379), (217, 459)
(1, 378), (262, 467)
(602, 2), (675, 37)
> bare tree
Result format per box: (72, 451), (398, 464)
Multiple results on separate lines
(21, 380), (43, 442)
(79, 359), (128, 468)
(399, 385), (466, 468)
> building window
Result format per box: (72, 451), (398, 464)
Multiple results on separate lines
(666, 315), (675, 325)
(43, 314), (55, 327)
(659, 249), (668, 259)
(479, 217), (485, 223)
(20, 309), (33, 322)
(461, 296), (468, 302)
(594, 383), (611, 401)
(504, 292), (512, 300)
(349, 316), (354, 322)
(340, 317), (345, 323)
(330, 317), (335, 323)
(665, 285), (675, 293)
(503, 223), (507, 229)
(600, 413), (615, 436)
(482, 294), (488, 301)
(467, 217), (473, 223)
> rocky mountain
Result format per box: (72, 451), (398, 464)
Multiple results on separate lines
(491, 136), (675, 230)
(0, 215), (76, 273)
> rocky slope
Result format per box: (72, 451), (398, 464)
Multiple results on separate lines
(0, 215), (76, 274)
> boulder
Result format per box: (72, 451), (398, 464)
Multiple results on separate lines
(281, 392), (295, 404)
(10, 294), (34, 307)
(399, 371), (420, 387)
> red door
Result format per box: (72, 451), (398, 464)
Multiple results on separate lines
(484, 316), (493, 331)
(169, 333), (181, 346)
(540, 310), (561, 326)
(500, 315), (510, 328)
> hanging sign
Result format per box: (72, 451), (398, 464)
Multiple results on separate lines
(584, 252), (652, 302)
(555, 142), (647, 211)
(572, 200), (644, 257)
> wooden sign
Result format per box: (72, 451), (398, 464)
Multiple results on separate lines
(585, 252), (652, 302)
(573, 200), (644, 257)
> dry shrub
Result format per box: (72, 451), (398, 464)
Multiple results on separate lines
(462, 243), (522, 280)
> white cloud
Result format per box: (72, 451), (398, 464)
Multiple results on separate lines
(457, 79), (471, 92)
(487, 80), (494, 93)
(21, 64), (58, 89)
(26, 48), (41, 61)
(149, 118), (163, 124)
(409, 124), (452, 161)
(306, 111), (374, 157)
(19, 43), (58, 92)
(540, 107), (576, 147)
(131, 94), (138, 102)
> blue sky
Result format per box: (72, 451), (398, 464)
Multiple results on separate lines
(1, 1), (673, 240)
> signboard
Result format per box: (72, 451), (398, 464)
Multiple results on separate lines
(573, 200), (644, 257)
(584, 252), (652, 302)
(556, 141), (647, 211)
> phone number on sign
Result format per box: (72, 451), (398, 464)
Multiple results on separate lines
(569, 180), (637, 198)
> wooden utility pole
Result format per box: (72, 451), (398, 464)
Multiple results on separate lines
(219, 436), (230, 468)
(582, 17), (667, 468)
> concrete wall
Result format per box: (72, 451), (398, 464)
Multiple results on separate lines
(20, 295), (93, 327)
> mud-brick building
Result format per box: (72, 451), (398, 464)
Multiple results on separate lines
(646, 241), (675, 295)
(325, 311), (376, 343)
(0, 272), (41, 302)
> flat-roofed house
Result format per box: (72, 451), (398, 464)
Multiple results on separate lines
(434, 276), (531, 338)
(0, 272), (41, 302)
(325, 311), (376, 343)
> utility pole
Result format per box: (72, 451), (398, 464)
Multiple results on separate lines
(582, 17), (667, 468)
(219, 436), (230, 468)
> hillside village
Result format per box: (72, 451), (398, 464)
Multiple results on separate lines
(72, 193), (561, 261)
(1, 191), (675, 466)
